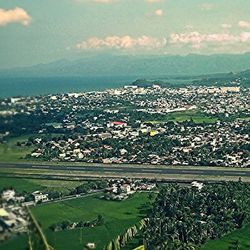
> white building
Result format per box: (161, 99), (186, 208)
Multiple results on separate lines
(2, 190), (16, 201)
(191, 181), (203, 190)
(32, 191), (49, 203)
(121, 184), (131, 194)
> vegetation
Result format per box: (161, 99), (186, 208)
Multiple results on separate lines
(0, 235), (28, 250)
(70, 180), (108, 195)
(50, 214), (105, 232)
(200, 223), (250, 250)
(0, 135), (34, 162)
(144, 110), (217, 124)
(29, 192), (152, 250)
(143, 181), (250, 249)
(0, 176), (85, 194)
(104, 219), (148, 250)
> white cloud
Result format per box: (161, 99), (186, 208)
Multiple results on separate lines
(238, 20), (250, 29)
(76, 35), (165, 50)
(170, 31), (250, 47)
(155, 9), (163, 16)
(0, 7), (31, 26)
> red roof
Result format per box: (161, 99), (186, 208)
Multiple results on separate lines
(112, 121), (126, 125)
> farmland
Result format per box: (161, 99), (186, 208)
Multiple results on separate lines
(0, 176), (85, 194)
(2, 192), (153, 250)
(32, 192), (152, 250)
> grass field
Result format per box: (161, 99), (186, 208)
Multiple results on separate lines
(145, 110), (217, 124)
(29, 192), (152, 250)
(0, 235), (28, 250)
(0, 136), (33, 162)
(200, 224), (250, 250)
(0, 176), (42, 193)
(0, 176), (85, 194)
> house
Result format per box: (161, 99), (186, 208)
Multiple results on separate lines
(120, 148), (128, 155)
(2, 190), (15, 201)
(86, 242), (96, 249)
(121, 184), (131, 194)
(191, 181), (203, 190)
(32, 191), (49, 203)
(108, 121), (127, 128)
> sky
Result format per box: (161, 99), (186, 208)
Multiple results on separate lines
(1, 0), (250, 68)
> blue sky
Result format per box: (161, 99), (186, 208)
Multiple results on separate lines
(1, 0), (250, 68)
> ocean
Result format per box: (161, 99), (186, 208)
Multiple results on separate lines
(0, 76), (136, 98)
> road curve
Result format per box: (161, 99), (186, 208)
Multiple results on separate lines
(0, 162), (249, 177)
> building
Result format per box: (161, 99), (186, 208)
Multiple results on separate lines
(32, 191), (49, 203)
(2, 190), (16, 201)
(108, 121), (127, 128)
(191, 181), (203, 190)
(121, 184), (131, 194)
(86, 243), (96, 249)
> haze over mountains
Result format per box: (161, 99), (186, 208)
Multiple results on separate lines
(1, 53), (250, 78)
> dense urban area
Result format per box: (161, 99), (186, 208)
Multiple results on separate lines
(0, 84), (249, 168)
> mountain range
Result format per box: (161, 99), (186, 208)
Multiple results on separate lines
(2, 53), (250, 77)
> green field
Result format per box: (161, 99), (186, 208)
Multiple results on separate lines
(0, 136), (33, 162)
(29, 192), (151, 250)
(0, 235), (28, 250)
(145, 110), (217, 124)
(200, 224), (250, 250)
(0, 176), (85, 194)
(1, 192), (152, 250)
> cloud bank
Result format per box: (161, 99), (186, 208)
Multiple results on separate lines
(0, 7), (31, 26)
(76, 35), (165, 50)
(170, 31), (250, 48)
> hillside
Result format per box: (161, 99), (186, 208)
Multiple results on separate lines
(2, 53), (250, 78)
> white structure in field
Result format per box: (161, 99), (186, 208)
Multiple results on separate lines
(32, 191), (49, 203)
(191, 181), (203, 190)
(2, 190), (16, 201)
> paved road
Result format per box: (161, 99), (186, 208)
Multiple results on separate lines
(0, 162), (249, 177)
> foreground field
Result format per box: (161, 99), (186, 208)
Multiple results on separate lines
(2, 193), (152, 250)
(0, 235), (27, 250)
(31, 192), (151, 250)
(0, 176), (84, 194)
(200, 224), (250, 250)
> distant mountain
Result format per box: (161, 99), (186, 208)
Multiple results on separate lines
(2, 53), (250, 77)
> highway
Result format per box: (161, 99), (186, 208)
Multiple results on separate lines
(0, 162), (249, 178)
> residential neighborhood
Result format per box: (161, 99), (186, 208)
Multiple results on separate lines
(1, 84), (248, 168)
